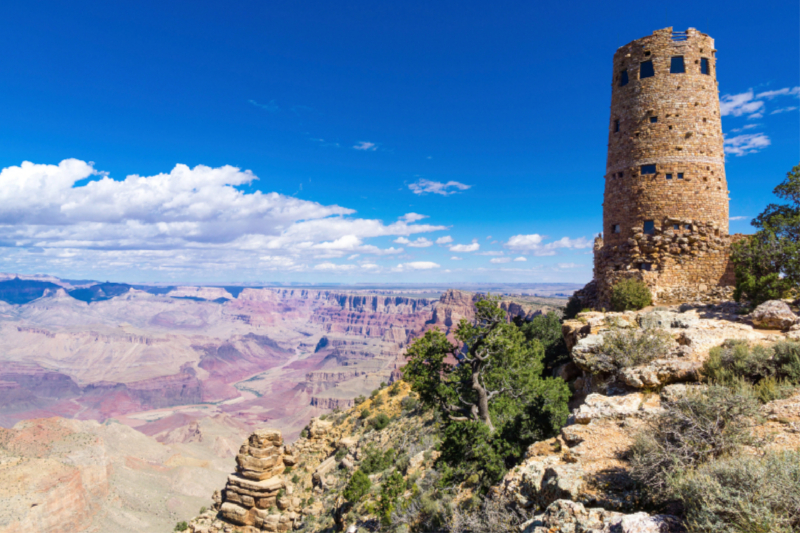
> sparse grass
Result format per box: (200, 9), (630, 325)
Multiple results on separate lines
(629, 385), (760, 503)
(583, 325), (673, 374)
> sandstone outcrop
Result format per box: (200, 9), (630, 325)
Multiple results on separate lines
(195, 428), (301, 533)
(748, 300), (799, 330)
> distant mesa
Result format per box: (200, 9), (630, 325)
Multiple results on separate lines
(0, 277), (62, 305)
(68, 282), (136, 302)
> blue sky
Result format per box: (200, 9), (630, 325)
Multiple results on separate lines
(0, 1), (797, 284)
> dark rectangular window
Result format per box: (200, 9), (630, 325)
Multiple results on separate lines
(643, 220), (655, 234)
(619, 70), (629, 86)
(673, 224), (680, 230)
(641, 164), (656, 175)
(666, 173), (673, 180)
(639, 263), (652, 271)
(701, 58), (710, 75)
(640, 60), (654, 79)
(670, 56), (685, 73)
(614, 119), (620, 132)
(612, 224), (621, 234)
(650, 116), (658, 123)
(678, 172), (684, 179)
(685, 224), (692, 230)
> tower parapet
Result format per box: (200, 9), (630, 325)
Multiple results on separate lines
(592, 28), (737, 305)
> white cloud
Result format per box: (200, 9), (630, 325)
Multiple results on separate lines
(755, 87), (800, 99)
(724, 133), (771, 156)
(409, 179), (471, 196)
(513, 257), (527, 262)
(477, 251), (504, 256)
(770, 107), (798, 115)
(556, 263), (581, 269)
(450, 256), (463, 261)
(721, 86), (800, 119)
(394, 261), (440, 271)
(505, 234), (591, 256)
(449, 243), (480, 253)
(730, 216), (750, 221)
(720, 90), (764, 117)
(394, 236), (433, 247)
(400, 213), (428, 223)
(314, 262), (356, 271)
(490, 257), (511, 264)
(435, 235), (453, 244)
(0, 159), (448, 276)
(353, 141), (377, 151)
(360, 263), (379, 270)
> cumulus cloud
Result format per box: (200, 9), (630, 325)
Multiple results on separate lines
(353, 141), (377, 151)
(505, 234), (591, 256)
(450, 256), (463, 261)
(400, 213), (428, 223)
(724, 133), (771, 156)
(435, 235), (453, 244)
(513, 257), (527, 262)
(394, 236), (433, 247)
(490, 257), (511, 264)
(449, 243), (480, 253)
(0, 159), (447, 276)
(409, 179), (471, 196)
(314, 262), (356, 271)
(394, 261), (440, 271)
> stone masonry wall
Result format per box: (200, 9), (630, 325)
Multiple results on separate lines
(593, 27), (734, 306)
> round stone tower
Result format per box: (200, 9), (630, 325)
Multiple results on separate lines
(592, 27), (736, 305)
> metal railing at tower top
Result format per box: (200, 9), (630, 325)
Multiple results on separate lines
(671, 31), (688, 41)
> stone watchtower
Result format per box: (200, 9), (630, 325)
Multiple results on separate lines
(592, 27), (736, 305)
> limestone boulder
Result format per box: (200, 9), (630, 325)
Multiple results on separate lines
(749, 300), (799, 330)
(573, 393), (656, 424)
(523, 500), (683, 533)
(507, 456), (585, 510)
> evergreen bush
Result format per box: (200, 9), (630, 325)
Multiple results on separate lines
(609, 278), (652, 311)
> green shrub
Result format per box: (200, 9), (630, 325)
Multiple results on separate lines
(291, 474), (300, 484)
(516, 312), (570, 373)
(379, 470), (406, 525)
(354, 395), (366, 405)
(373, 395), (385, 408)
(371, 389), (379, 398)
(360, 445), (395, 474)
(370, 412), (390, 431)
(199, 506), (207, 514)
(300, 428), (309, 439)
(704, 340), (800, 402)
(672, 450), (800, 533)
(630, 385), (759, 502)
(610, 278), (652, 311)
(564, 295), (584, 319)
(588, 325), (672, 373)
(388, 382), (401, 396)
(342, 469), (371, 502)
(335, 447), (348, 461)
(400, 396), (419, 412)
(282, 466), (293, 474)
(174, 522), (188, 532)
(360, 408), (371, 419)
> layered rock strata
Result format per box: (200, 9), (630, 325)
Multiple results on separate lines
(214, 429), (301, 532)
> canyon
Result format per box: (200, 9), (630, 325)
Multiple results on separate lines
(0, 275), (570, 533)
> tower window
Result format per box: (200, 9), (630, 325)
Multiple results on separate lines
(612, 224), (621, 234)
(643, 220), (655, 234)
(641, 164), (656, 175)
(619, 70), (629, 86)
(666, 173), (673, 180)
(678, 172), (684, 179)
(639, 263), (652, 271)
(650, 116), (658, 123)
(701, 58), (710, 75)
(685, 224), (692, 230)
(673, 224), (680, 230)
(640, 60), (654, 79)
(670, 56), (685, 73)
(614, 119), (620, 132)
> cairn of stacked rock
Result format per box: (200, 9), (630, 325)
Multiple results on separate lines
(217, 429), (300, 533)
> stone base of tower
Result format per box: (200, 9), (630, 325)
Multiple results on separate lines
(578, 218), (747, 309)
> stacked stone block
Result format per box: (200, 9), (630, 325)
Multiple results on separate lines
(593, 27), (737, 306)
(217, 429), (300, 533)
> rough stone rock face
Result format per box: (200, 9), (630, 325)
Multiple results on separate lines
(522, 499), (683, 533)
(748, 300), (799, 330)
(209, 428), (300, 532)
